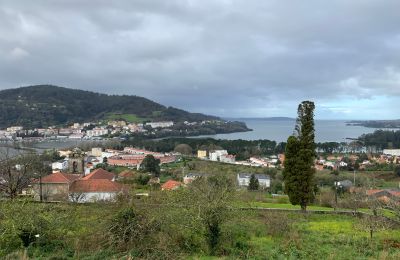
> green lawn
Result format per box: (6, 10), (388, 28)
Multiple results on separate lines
(238, 201), (335, 211)
(105, 113), (149, 123)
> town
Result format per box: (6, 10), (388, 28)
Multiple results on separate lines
(9, 143), (398, 205)
(0, 120), (202, 141)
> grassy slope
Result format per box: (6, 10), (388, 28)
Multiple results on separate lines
(105, 113), (150, 123)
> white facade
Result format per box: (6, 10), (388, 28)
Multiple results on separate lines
(101, 151), (117, 158)
(86, 128), (109, 137)
(91, 147), (103, 157)
(69, 192), (118, 203)
(209, 150), (228, 161)
(68, 133), (84, 139)
(219, 154), (235, 163)
(383, 149), (400, 156)
(6, 126), (23, 132)
(146, 121), (174, 128)
(237, 173), (270, 188)
(52, 160), (68, 172)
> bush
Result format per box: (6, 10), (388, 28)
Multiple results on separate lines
(262, 212), (292, 236)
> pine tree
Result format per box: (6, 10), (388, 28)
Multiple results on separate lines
(283, 101), (316, 211)
(248, 174), (259, 191)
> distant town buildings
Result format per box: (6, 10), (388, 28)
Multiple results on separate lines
(145, 121), (174, 128)
(86, 128), (108, 137)
(383, 149), (400, 156)
(183, 173), (205, 184)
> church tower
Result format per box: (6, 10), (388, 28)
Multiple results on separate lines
(68, 147), (84, 175)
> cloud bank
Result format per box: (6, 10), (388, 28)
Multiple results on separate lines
(1, 0), (400, 119)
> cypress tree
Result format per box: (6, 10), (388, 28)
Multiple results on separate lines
(283, 101), (316, 211)
(248, 174), (259, 191)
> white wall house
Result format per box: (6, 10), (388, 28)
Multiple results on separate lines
(86, 128), (109, 137)
(146, 121), (174, 128)
(183, 173), (205, 184)
(237, 173), (271, 188)
(68, 179), (125, 203)
(219, 154), (236, 163)
(209, 150), (228, 161)
(383, 149), (400, 156)
(51, 160), (68, 172)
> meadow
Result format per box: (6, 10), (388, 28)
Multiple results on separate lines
(1, 199), (399, 259)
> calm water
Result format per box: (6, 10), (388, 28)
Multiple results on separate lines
(193, 119), (393, 143)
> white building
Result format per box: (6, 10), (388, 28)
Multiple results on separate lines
(237, 173), (270, 189)
(219, 154), (236, 163)
(6, 126), (23, 132)
(145, 121), (174, 128)
(51, 160), (68, 172)
(339, 161), (348, 167)
(68, 133), (84, 139)
(209, 150), (228, 161)
(68, 179), (125, 203)
(91, 147), (103, 157)
(183, 173), (205, 184)
(383, 149), (400, 156)
(86, 128), (109, 137)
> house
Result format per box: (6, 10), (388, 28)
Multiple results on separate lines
(86, 128), (109, 137)
(237, 173), (271, 189)
(209, 150), (228, 161)
(51, 160), (68, 172)
(366, 189), (400, 204)
(161, 180), (182, 191)
(335, 180), (353, 190)
(220, 154), (236, 163)
(383, 149), (400, 156)
(183, 173), (205, 184)
(145, 121), (174, 128)
(197, 150), (208, 158)
(91, 147), (103, 157)
(82, 168), (115, 181)
(69, 179), (126, 203)
(339, 161), (348, 167)
(32, 172), (80, 202)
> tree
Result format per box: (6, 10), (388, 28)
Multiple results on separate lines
(283, 101), (316, 211)
(394, 165), (400, 177)
(174, 144), (193, 156)
(0, 151), (51, 199)
(182, 175), (235, 255)
(140, 155), (161, 176)
(248, 174), (259, 191)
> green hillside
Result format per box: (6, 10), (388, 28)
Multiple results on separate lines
(0, 85), (219, 128)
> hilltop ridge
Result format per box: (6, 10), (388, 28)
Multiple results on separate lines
(0, 85), (220, 128)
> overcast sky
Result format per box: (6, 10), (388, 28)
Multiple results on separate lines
(1, 0), (400, 119)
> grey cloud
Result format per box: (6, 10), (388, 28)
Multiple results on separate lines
(0, 0), (400, 118)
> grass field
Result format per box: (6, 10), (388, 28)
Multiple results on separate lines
(105, 113), (149, 123)
(1, 198), (400, 259)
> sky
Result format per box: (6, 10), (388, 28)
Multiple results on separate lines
(1, 0), (400, 120)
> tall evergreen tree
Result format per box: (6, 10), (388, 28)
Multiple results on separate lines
(248, 174), (259, 191)
(283, 101), (315, 211)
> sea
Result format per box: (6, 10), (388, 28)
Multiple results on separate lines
(0, 119), (396, 155)
(191, 118), (396, 143)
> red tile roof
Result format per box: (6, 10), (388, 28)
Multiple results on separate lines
(69, 179), (125, 193)
(82, 168), (115, 181)
(161, 180), (182, 191)
(119, 170), (135, 178)
(36, 172), (80, 184)
(366, 189), (384, 196)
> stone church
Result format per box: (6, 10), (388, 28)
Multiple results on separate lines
(68, 147), (84, 175)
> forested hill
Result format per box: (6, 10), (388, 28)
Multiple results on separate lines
(0, 85), (219, 128)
